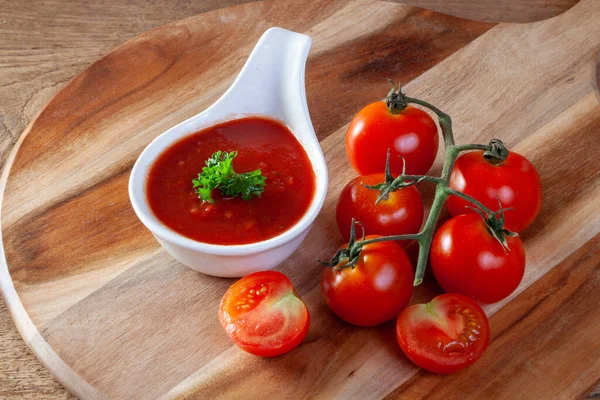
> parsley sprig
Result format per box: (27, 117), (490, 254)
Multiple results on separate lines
(192, 151), (266, 203)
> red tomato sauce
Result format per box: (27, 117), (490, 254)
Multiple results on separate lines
(146, 117), (316, 245)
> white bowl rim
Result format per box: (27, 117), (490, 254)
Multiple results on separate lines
(128, 115), (328, 256)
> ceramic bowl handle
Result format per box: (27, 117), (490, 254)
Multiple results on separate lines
(214, 27), (313, 128)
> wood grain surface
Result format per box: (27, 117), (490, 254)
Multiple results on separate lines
(1, 0), (598, 398)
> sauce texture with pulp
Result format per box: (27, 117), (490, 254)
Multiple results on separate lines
(146, 117), (316, 245)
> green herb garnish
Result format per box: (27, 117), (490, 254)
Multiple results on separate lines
(192, 151), (266, 203)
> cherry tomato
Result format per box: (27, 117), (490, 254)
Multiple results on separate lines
(336, 173), (424, 242)
(346, 102), (439, 176)
(430, 214), (526, 303)
(396, 293), (490, 374)
(321, 236), (414, 327)
(446, 150), (542, 232)
(219, 271), (309, 357)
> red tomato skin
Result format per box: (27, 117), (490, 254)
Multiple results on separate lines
(345, 103), (439, 176)
(396, 293), (490, 374)
(446, 150), (542, 232)
(336, 173), (424, 242)
(321, 236), (414, 327)
(430, 214), (526, 304)
(219, 271), (310, 357)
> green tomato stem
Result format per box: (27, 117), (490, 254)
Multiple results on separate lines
(404, 96), (454, 147)
(445, 188), (495, 216)
(393, 174), (444, 185)
(352, 234), (422, 247)
(453, 143), (490, 152)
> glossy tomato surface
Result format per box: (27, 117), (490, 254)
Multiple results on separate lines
(345, 103), (439, 176)
(396, 293), (490, 374)
(321, 236), (414, 327)
(430, 214), (526, 304)
(219, 271), (309, 357)
(336, 173), (424, 242)
(447, 150), (542, 232)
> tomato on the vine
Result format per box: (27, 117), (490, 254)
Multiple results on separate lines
(219, 271), (309, 357)
(430, 213), (526, 303)
(321, 236), (414, 327)
(345, 101), (439, 176)
(336, 173), (423, 242)
(446, 150), (542, 232)
(396, 293), (490, 374)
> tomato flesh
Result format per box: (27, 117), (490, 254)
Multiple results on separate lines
(431, 214), (526, 303)
(321, 236), (414, 327)
(219, 271), (309, 357)
(345, 103), (439, 176)
(336, 173), (424, 243)
(396, 294), (490, 374)
(447, 150), (542, 232)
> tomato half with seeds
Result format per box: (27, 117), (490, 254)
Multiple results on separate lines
(345, 102), (439, 176)
(336, 173), (424, 242)
(219, 271), (309, 357)
(430, 214), (526, 304)
(321, 236), (414, 327)
(396, 294), (490, 374)
(447, 150), (542, 232)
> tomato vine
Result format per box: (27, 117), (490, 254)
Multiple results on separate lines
(320, 81), (513, 286)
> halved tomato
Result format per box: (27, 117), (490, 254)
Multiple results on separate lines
(219, 271), (310, 357)
(396, 294), (490, 374)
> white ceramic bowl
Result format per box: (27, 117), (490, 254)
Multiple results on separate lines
(128, 28), (327, 277)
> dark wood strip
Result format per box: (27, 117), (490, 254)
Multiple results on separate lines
(306, 8), (494, 139)
(4, 168), (154, 285)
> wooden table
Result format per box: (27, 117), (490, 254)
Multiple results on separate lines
(1, 0), (598, 398)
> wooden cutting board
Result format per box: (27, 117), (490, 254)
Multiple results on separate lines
(2, 0), (600, 398)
